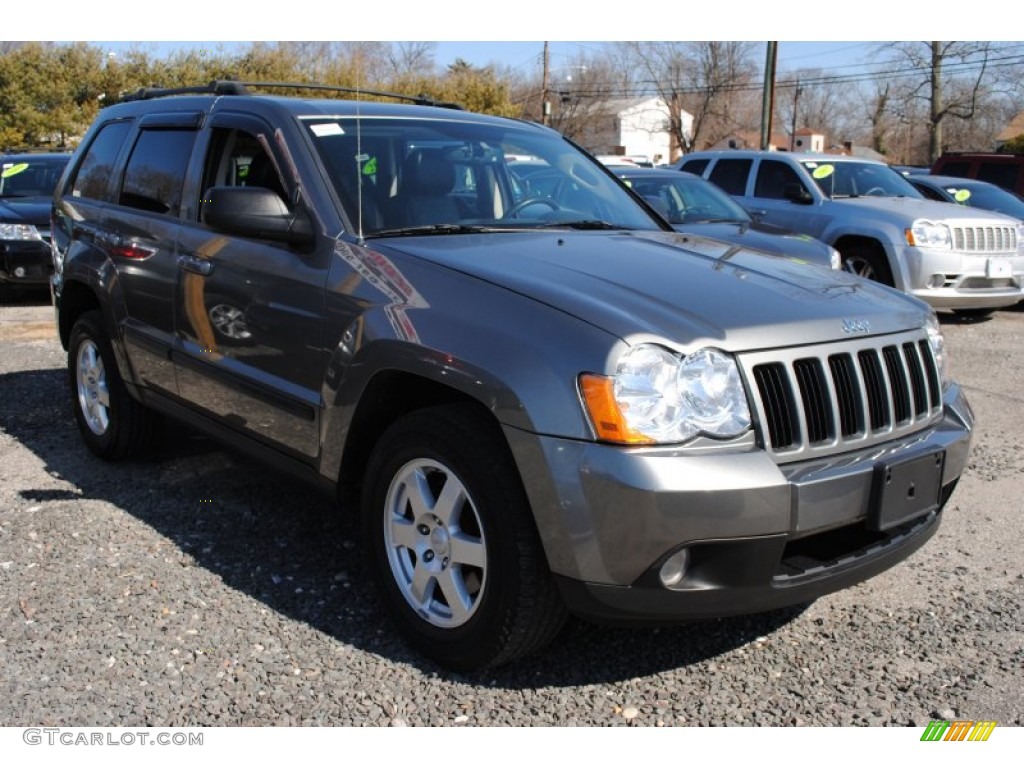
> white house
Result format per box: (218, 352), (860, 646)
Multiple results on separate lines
(577, 97), (693, 165)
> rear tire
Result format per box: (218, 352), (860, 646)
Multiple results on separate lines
(68, 310), (160, 460)
(362, 404), (567, 670)
(840, 243), (894, 286)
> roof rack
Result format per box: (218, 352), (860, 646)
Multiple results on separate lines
(117, 79), (462, 110)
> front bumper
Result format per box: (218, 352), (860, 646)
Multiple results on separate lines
(1, 239), (53, 285)
(507, 383), (973, 623)
(898, 244), (1024, 309)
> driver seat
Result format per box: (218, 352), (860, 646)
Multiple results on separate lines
(396, 149), (461, 227)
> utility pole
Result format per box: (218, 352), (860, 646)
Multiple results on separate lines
(789, 79), (803, 151)
(542, 42), (550, 127)
(760, 42), (777, 150)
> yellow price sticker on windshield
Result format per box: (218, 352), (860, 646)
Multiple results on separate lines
(953, 188), (971, 203)
(1, 162), (29, 178)
(811, 165), (834, 179)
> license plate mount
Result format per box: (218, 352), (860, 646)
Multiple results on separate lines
(987, 258), (1012, 278)
(869, 450), (945, 531)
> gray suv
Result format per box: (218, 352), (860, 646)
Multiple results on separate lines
(677, 150), (1024, 315)
(51, 82), (974, 669)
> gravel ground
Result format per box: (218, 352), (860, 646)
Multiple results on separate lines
(0, 292), (1021, 727)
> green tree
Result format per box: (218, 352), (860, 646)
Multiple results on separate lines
(1001, 133), (1024, 153)
(0, 42), (106, 148)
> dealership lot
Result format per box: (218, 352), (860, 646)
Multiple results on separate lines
(0, 296), (1021, 726)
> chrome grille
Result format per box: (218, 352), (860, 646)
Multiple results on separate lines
(951, 225), (1017, 253)
(741, 330), (944, 463)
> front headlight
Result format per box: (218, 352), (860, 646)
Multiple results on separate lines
(580, 344), (751, 444)
(0, 223), (43, 241)
(906, 220), (951, 249)
(828, 246), (842, 271)
(925, 311), (949, 386)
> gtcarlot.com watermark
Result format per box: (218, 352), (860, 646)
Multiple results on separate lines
(23, 728), (203, 747)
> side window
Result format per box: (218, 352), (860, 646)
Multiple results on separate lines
(69, 121), (132, 200)
(119, 129), (196, 216)
(937, 161), (970, 178)
(202, 128), (287, 204)
(680, 158), (709, 176)
(976, 163), (1019, 193)
(708, 158), (752, 196)
(754, 159), (806, 199)
(914, 183), (947, 202)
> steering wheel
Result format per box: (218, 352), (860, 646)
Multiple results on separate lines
(864, 186), (886, 196)
(505, 197), (561, 218)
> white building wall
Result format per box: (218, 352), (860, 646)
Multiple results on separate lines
(617, 99), (693, 165)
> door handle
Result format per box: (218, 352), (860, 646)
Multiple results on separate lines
(177, 253), (214, 276)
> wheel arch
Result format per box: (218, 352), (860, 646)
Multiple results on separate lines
(832, 233), (905, 289)
(333, 368), (507, 512)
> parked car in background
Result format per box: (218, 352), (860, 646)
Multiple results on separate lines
(614, 167), (840, 270)
(676, 150), (1024, 314)
(905, 173), (1024, 221)
(931, 152), (1024, 197)
(1, 152), (70, 300)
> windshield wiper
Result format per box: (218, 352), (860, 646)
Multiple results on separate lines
(367, 224), (513, 238)
(536, 219), (632, 231)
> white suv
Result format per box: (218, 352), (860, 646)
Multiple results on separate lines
(676, 150), (1024, 314)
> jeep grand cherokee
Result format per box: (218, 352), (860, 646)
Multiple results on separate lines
(50, 82), (973, 669)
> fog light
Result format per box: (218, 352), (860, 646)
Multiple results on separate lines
(926, 273), (944, 289)
(658, 548), (690, 588)
(14, 266), (25, 277)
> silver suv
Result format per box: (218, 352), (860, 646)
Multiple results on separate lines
(677, 150), (1024, 314)
(51, 83), (973, 669)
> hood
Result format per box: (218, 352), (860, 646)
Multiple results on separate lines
(832, 195), (1020, 225)
(0, 197), (51, 227)
(376, 230), (929, 352)
(675, 220), (834, 263)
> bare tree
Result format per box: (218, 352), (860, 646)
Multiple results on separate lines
(881, 41), (998, 161)
(618, 42), (758, 159)
(386, 43), (437, 78)
(774, 68), (862, 151)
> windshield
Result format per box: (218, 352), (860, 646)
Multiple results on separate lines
(801, 160), (923, 200)
(301, 116), (661, 236)
(945, 182), (1024, 219)
(620, 173), (751, 225)
(0, 156), (68, 198)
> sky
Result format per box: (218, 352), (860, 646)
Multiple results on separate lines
(14, 0), (1016, 76)
(83, 40), (878, 80)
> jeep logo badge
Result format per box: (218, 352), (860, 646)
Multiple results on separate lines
(843, 318), (871, 334)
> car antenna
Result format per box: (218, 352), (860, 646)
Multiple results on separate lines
(355, 73), (364, 242)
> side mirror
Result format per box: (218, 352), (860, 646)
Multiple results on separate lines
(784, 182), (813, 205)
(202, 186), (314, 245)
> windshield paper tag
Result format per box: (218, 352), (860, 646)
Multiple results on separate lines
(310, 122), (344, 137)
(1, 162), (29, 178)
(811, 165), (834, 179)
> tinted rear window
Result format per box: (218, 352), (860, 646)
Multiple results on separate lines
(119, 129), (197, 216)
(70, 121), (132, 201)
(976, 163), (1020, 193)
(708, 158), (752, 195)
(680, 158), (709, 175)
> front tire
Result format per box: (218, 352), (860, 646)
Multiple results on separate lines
(68, 310), (160, 460)
(362, 404), (567, 670)
(841, 243), (894, 286)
